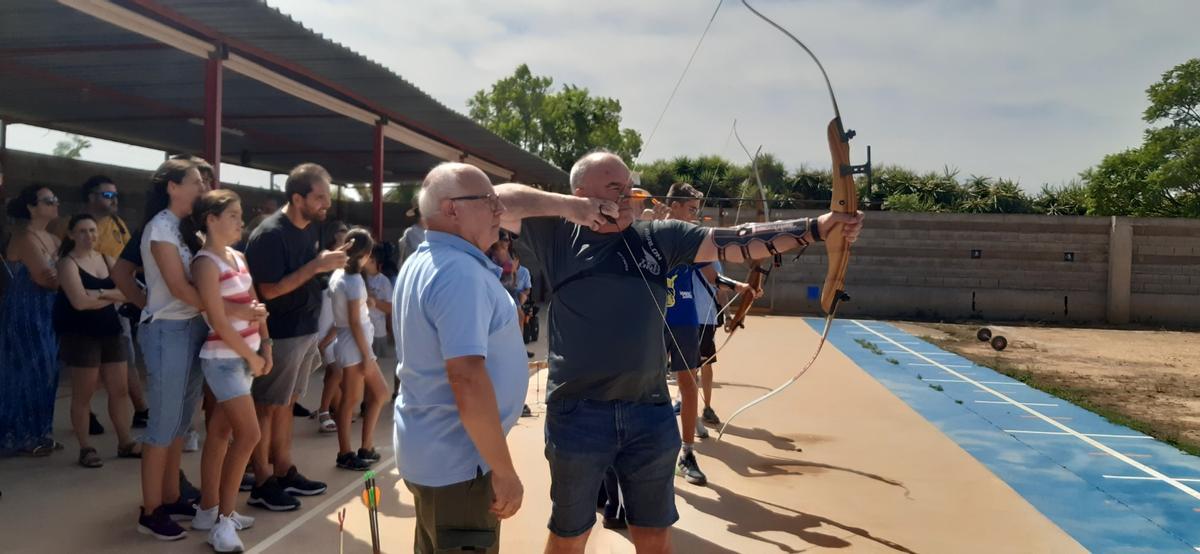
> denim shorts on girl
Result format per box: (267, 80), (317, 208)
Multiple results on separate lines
(138, 316), (206, 447)
(201, 357), (253, 402)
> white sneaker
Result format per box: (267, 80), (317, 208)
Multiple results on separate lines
(192, 505), (218, 531)
(695, 417), (710, 439)
(183, 430), (200, 452)
(208, 515), (245, 553)
(195, 506), (254, 531)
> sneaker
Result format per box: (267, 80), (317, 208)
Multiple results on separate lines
(183, 429), (200, 452)
(89, 412), (105, 435)
(239, 472), (255, 492)
(132, 409), (150, 429)
(336, 451), (372, 471)
(194, 506), (256, 531)
(208, 514), (245, 553)
(292, 403), (312, 418)
(160, 496), (197, 522)
(673, 400), (681, 415)
(521, 404), (533, 417)
(137, 506), (187, 541)
(702, 406), (721, 425)
(248, 477), (301, 512)
(357, 448), (381, 463)
(180, 470), (201, 504)
(317, 411), (337, 433)
(278, 465), (327, 496)
(695, 417), (710, 439)
(676, 450), (708, 486)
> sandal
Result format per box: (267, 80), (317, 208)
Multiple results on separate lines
(317, 411), (337, 434)
(19, 444), (53, 457)
(117, 442), (142, 459)
(78, 447), (103, 468)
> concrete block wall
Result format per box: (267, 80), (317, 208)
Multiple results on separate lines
(704, 208), (1198, 327)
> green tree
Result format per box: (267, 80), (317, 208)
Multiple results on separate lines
(52, 134), (91, 159)
(1084, 58), (1200, 217)
(468, 65), (642, 171)
(1033, 181), (1089, 215)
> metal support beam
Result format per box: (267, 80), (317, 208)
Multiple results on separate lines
(203, 45), (226, 185)
(372, 120), (385, 240)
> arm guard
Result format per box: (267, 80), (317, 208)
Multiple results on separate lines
(711, 218), (821, 263)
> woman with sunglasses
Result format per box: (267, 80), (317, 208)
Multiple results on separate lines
(0, 185), (63, 457)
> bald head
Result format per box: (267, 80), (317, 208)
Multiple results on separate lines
(569, 152), (631, 195)
(418, 162), (492, 223)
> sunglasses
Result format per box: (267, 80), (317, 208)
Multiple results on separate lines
(38, 196), (60, 206)
(98, 191), (119, 200)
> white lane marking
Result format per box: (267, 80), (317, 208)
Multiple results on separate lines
(1102, 475), (1200, 483)
(851, 320), (1200, 503)
(883, 351), (959, 356)
(977, 400), (1059, 407)
(909, 363), (973, 368)
(924, 379), (1026, 386)
(1004, 430), (1153, 439)
(245, 454), (397, 554)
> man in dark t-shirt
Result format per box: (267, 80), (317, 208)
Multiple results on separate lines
(243, 163), (347, 510)
(499, 151), (863, 553)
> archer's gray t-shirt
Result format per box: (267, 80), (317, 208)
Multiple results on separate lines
(519, 217), (708, 403)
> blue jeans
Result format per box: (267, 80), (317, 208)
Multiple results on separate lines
(138, 317), (206, 447)
(544, 399), (680, 537)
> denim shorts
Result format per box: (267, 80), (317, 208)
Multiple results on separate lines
(544, 399), (680, 537)
(138, 316), (207, 447)
(201, 357), (253, 402)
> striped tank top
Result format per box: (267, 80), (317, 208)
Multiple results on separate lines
(196, 248), (261, 359)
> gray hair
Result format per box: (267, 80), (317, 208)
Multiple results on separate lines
(568, 149), (621, 191)
(418, 162), (483, 218)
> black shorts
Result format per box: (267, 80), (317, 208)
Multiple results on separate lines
(699, 324), (717, 365)
(59, 333), (128, 367)
(665, 325), (700, 372)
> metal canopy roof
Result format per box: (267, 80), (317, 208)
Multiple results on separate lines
(0, 0), (568, 187)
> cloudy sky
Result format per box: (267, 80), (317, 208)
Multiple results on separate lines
(10, 0), (1199, 190)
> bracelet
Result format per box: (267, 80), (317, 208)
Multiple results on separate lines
(715, 274), (740, 290)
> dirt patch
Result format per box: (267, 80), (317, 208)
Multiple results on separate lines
(892, 321), (1200, 455)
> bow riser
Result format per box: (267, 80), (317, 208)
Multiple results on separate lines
(821, 117), (861, 314)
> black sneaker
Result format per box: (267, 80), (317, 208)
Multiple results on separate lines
(239, 472), (255, 492)
(179, 470), (201, 504)
(248, 477), (301, 512)
(521, 404), (533, 417)
(292, 403), (312, 418)
(159, 496), (197, 522)
(676, 450), (707, 486)
(357, 448), (381, 464)
(702, 406), (721, 425)
(336, 452), (372, 471)
(137, 506), (186, 541)
(279, 465), (327, 496)
(89, 412), (105, 435)
(131, 409), (150, 429)
(672, 400), (681, 415)
(602, 506), (628, 530)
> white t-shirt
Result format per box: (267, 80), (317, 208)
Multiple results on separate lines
(366, 273), (393, 338)
(330, 269), (372, 338)
(140, 210), (199, 321)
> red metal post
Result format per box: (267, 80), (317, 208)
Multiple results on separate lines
(203, 46), (225, 185)
(371, 120), (385, 240)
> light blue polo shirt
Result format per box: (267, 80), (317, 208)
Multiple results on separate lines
(391, 230), (529, 487)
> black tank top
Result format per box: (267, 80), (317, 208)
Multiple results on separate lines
(54, 257), (121, 337)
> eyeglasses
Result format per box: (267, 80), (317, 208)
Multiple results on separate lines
(449, 193), (502, 210)
(38, 196), (60, 206)
(99, 191), (119, 200)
